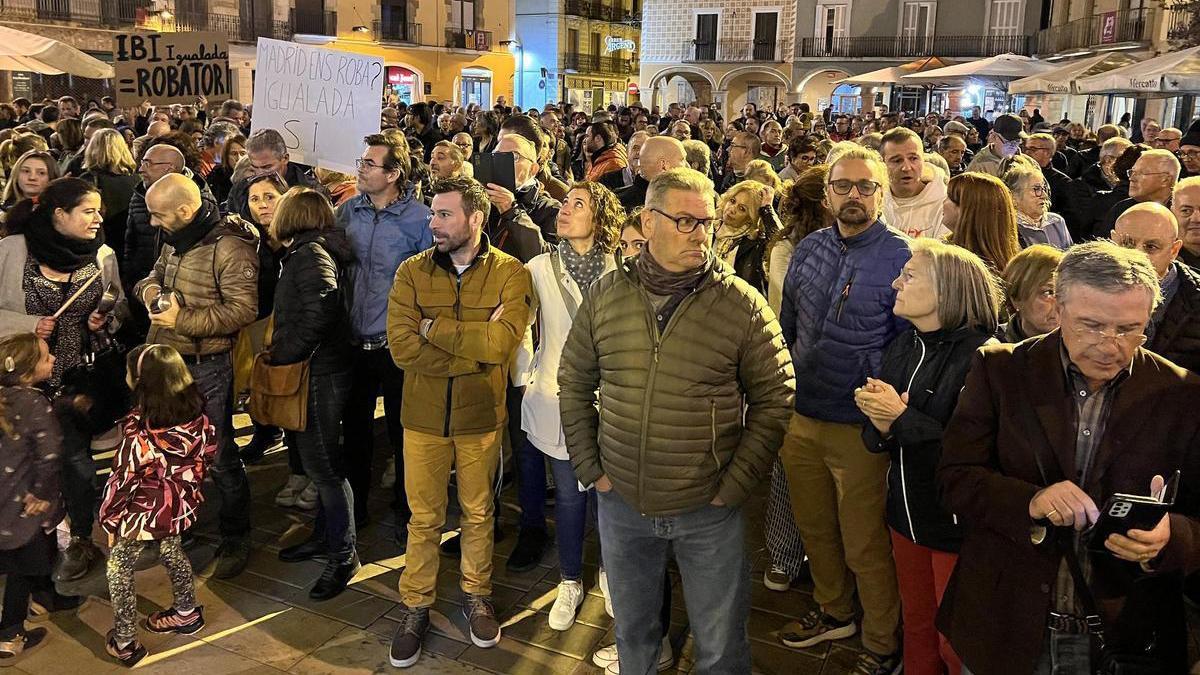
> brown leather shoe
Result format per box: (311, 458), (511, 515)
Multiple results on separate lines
(463, 594), (500, 648)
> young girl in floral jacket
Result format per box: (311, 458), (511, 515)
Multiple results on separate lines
(0, 333), (62, 664)
(100, 344), (216, 666)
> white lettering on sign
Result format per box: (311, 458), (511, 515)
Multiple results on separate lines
(604, 37), (635, 53)
(252, 38), (384, 174)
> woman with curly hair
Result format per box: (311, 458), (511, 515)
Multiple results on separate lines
(771, 164), (832, 313)
(943, 172), (1020, 272)
(513, 181), (622, 633)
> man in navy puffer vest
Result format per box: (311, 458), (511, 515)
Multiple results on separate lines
(776, 145), (910, 674)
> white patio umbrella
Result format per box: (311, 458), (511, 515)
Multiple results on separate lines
(0, 25), (113, 79)
(837, 57), (957, 86)
(902, 52), (1056, 89)
(1009, 52), (1139, 95)
(1075, 46), (1200, 95)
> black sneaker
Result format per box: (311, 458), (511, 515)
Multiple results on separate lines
(389, 604), (430, 668)
(309, 553), (360, 600)
(853, 649), (902, 675)
(463, 593), (501, 648)
(53, 537), (100, 582)
(439, 533), (461, 557)
(240, 426), (284, 465)
(505, 527), (547, 573)
(779, 610), (857, 649)
(105, 629), (147, 667)
(212, 537), (251, 579)
(279, 537), (330, 563)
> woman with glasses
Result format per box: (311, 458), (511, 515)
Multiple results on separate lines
(1003, 164), (1072, 250)
(942, 172), (1020, 273)
(856, 238), (1001, 675)
(1, 150), (59, 214)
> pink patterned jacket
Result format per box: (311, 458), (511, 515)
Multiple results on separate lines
(99, 410), (216, 541)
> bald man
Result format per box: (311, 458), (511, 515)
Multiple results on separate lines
(617, 135), (687, 212)
(134, 172), (261, 580)
(1172, 176), (1200, 269)
(1111, 201), (1200, 371)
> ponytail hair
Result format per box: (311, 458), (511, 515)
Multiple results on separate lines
(4, 176), (99, 237)
(0, 333), (43, 437)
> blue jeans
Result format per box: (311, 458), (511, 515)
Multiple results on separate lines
(962, 630), (1090, 675)
(548, 456), (594, 580)
(597, 488), (750, 675)
(516, 435), (547, 532)
(188, 353), (251, 539)
(286, 371), (355, 561)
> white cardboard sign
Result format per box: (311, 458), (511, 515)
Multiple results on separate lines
(251, 38), (384, 174)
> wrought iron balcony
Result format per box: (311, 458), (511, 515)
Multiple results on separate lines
(445, 27), (492, 51)
(562, 52), (634, 75)
(1035, 7), (1154, 55)
(0, 0), (294, 42)
(796, 34), (1031, 59)
(172, 11), (292, 43)
(373, 20), (420, 44)
(673, 39), (789, 62)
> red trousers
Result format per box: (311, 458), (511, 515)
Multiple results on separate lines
(890, 528), (962, 675)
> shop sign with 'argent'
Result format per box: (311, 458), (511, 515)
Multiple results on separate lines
(113, 32), (231, 107)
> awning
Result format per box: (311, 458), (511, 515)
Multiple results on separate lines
(836, 57), (957, 86)
(902, 52), (1056, 89)
(1075, 46), (1200, 95)
(0, 25), (113, 79)
(1009, 52), (1139, 95)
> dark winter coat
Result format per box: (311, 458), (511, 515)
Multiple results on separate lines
(124, 169), (216, 289)
(1147, 261), (1200, 373)
(269, 228), (354, 376)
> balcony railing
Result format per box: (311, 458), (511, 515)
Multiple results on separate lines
(562, 52), (634, 75)
(290, 8), (335, 35)
(374, 19), (420, 43)
(797, 34), (1031, 58)
(670, 39), (789, 62)
(0, 0), (294, 42)
(1035, 7), (1154, 55)
(564, 0), (623, 22)
(445, 27), (492, 51)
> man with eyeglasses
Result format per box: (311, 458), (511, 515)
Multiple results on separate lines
(1024, 132), (1089, 240)
(721, 131), (760, 194)
(225, 128), (323, 223)
(776, 146), (907, 674)
(1172, 176), (1200, 269)
(1111, 202), (1200, 372)
(1178, 131), (1200, 179)
(1152, 127), (1182, 153)
(334, 133), (432, 546)
(559, 167), (794, 674)
(937, 240), (1200, 675)
(1081, 137), (1132, 192)
(966, 113), (1025, 178)
(1096, 149), (1181, 240)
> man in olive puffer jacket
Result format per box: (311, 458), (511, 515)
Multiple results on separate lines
(559, 168), (795, 675)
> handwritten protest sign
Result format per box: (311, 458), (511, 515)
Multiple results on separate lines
(113, 32), (231, 107)
(251, 38), (384, 175)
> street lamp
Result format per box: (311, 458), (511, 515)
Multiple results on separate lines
(501, 39), (523, 108)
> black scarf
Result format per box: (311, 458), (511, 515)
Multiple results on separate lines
(164, 201), (220, 256)
(23, 218), (104, 273)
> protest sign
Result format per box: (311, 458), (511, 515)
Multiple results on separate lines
(251, 38), (384, 175)
(113, 32), (231, 107)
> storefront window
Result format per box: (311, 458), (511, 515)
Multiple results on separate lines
(385, 66), (417, 105)
(462, 67), (492, 107)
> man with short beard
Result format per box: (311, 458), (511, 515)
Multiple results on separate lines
(776, 146), (907, 673)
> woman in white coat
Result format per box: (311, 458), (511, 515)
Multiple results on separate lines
(515, 181), (622, 632)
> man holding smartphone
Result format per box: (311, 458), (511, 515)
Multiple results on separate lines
(965, 112), (1025, 178)
(937, 240), (1200, 675)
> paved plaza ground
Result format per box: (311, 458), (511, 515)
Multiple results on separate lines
(7, 411), (1200, 674)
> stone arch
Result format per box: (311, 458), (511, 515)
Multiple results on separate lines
(794, 67), (852, 95)
(647, 66), (718, 91)
(717, 66), (791, 93)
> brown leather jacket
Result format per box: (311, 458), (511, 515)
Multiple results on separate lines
(134, 211), (259, 355)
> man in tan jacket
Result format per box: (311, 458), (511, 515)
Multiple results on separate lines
(133, 173), (259, 579)
(385, 176), (531, 669)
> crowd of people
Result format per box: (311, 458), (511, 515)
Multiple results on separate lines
(0, 90), (1196, 675)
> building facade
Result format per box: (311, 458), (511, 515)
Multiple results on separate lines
(0, 0), (516, 109)
(515, 0), (641, 112)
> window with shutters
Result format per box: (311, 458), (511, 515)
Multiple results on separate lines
(694, 12), (718, 60)
(987, 0), (1023, 36)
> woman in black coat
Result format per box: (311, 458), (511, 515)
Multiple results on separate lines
(263, 187), (356, 601)
(854, 238), (1002, 675)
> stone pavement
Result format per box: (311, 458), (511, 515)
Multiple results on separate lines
(13, 412), (1200, 674)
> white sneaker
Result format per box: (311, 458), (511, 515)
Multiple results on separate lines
(275, 474), (308, 508)
(381, 458), (396, 490)
(600, 636), (674, 674)
(548, 580), (584, 631)
(592, 643), (618, 669)
(294, 481), (318, 510)
(598, 567), (613, 618)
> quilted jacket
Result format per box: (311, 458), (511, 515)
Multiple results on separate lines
(558, 255), (795, 516)
(781, 220), (911, 424)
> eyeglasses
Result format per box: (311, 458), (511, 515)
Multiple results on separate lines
(1155, 137), (1182, 144)
(1070, 322), (1147, 347)
(828, 179), (882, 196)
(355, 158), (388, 171)
(1127, 169), (1170, 179)
(1181, 150), (1200, 159)
(729, 144), (750, 151)
(1024, 184), (1051, 197)
(649, 207), (718, 234)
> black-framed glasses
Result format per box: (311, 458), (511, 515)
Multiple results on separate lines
(1024, 184), (1051, 197)
(649, 207), (718, 234)
(828, 179), (882, 196)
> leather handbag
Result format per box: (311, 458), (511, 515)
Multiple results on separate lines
(247, 351), (309, 431)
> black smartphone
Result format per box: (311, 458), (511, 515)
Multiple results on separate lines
(1086, 470), (1179, 552)
(472, 152), (517, 194)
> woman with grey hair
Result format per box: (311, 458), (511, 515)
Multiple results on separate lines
(1003, 164), (1073, 250)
